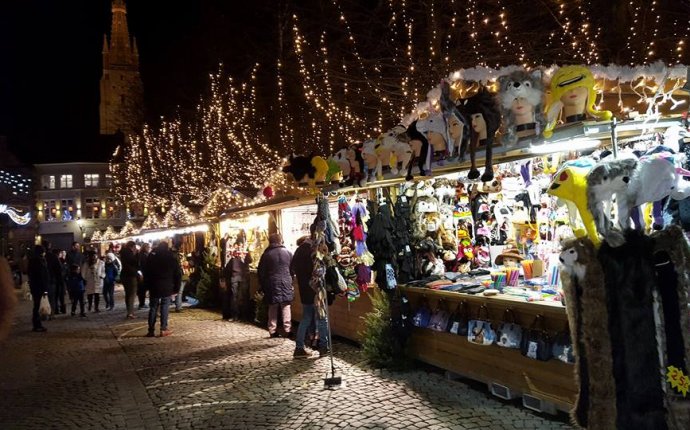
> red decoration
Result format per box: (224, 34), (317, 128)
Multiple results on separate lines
(263, 186), (274, 199)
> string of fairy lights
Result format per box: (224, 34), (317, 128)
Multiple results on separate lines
(113, 66), (294, 214)
(113, 1), (689, 227)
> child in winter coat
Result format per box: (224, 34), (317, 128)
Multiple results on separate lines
(103, 254), (120, 311)
(67, 264), (86, 317)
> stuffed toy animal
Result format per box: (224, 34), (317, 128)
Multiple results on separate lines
(330, 147), (367, 186)
(543, 65), (612, 138)
(497, 69), (546, 146)
(330, 149), (352, 179)
(282, 154), (316, 185)
(458, 87), (501, 182)
(547, 158), (600, 247)
(377, 124), (414, 176)
(618, 152), (690, 231)
(361, 139), (384, 182)
(325, 158), (342, 184)
(311, 156), (329, 185)
(416, 111), (451, 163)
(585, 156), (638, 241)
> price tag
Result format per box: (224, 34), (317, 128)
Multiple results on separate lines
(667, 366), (690, 397)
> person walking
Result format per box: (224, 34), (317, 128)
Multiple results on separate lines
(66, 264), (86, 317)
(222, 241), (252, 321)
(120, 241), (139, 319)
(42, 241), (62, 317)
(257, 233), (294, 338)
(291, 236), (328, 358)
(103, 253), (119, 311)
(144, 242), (181, 337)
(57, 250), (68, 313)
(66, 242), (84, 269)
(137, 243), (151, 309)
(173, 250), (188, 312)
(27, 245), (49, 332)
(81, 252), (105, 313)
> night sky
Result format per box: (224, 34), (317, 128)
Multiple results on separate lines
(2, 1), (689, 164)
(0, 0), (277, 164)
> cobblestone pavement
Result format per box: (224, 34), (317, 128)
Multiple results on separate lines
(0, 288), (573, 430)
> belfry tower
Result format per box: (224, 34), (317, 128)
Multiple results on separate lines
(99, 0), (143, 136)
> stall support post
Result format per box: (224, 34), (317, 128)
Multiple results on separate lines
(610, 117), (619, 159)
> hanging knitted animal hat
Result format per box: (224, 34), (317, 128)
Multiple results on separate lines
(458, 87), (501, 182)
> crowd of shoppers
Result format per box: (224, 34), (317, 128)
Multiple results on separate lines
(15, 231), (331, 356)
(21, 240), (184, 337)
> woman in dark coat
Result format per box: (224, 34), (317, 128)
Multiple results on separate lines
(27, 245), (49, 332)
(257, 233), (293, 338)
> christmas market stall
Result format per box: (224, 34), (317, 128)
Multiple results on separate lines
(280, 62), (690, 423)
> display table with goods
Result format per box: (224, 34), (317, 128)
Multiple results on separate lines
(400, 285), (575, 412)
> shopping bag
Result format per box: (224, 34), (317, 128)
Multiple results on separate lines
(39, 293), (51, 318)
(551, 330), (575, 364)
(467, 305), (496, 346)
(428, 301), (450, 332)
(520, 315), (553, 361)
(384, 263), (397, 290)
(412, 299), (431, 328)
(496, 309), (523, 349)
(447, 301), (469, 336)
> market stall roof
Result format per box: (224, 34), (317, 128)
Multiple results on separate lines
(220, 195), (310, 217)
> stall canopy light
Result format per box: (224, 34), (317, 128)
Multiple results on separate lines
(529, 138), (601, 154)
(97, 223), (211, 244)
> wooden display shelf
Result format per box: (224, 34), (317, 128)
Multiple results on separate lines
(401, 286), (577, 411)
(252, 271), (577, 410)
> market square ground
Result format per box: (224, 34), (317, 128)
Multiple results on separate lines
(0, 289), (573, 430)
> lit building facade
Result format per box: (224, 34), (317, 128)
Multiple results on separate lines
(35, 163), (125, 250)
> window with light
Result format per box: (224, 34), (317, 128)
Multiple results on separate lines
(84, 174), (100, 188)
(60, 175), (73, 189)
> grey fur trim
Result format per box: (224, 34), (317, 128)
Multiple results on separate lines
(560, 237), (617, 429)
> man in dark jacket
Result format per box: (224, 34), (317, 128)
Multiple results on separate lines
(120, 241), (139, 319)
(222, 240), (253, 321)
(144, 242), (181, 337)
(43, 241), (64, 316)
(137, 242), (151, 309)
(66, 242), (84, 269)
(291, 236), (328, 358)
(257, 233), (293, 338)
(27, 245), (49, 332)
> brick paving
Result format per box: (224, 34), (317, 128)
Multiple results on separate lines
(0, 288), (573, 430)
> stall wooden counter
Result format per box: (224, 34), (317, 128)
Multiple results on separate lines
(251, 269), (576, 411)
(400, 286), (577, 412)
(250, 271), (372, 342)
(290, 282), (372, 343)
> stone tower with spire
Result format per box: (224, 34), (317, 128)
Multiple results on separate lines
(99, 0), (143, 136)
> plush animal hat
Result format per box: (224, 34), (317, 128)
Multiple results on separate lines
(543, 65), (612, 138)
(462, 87), (501, 141)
